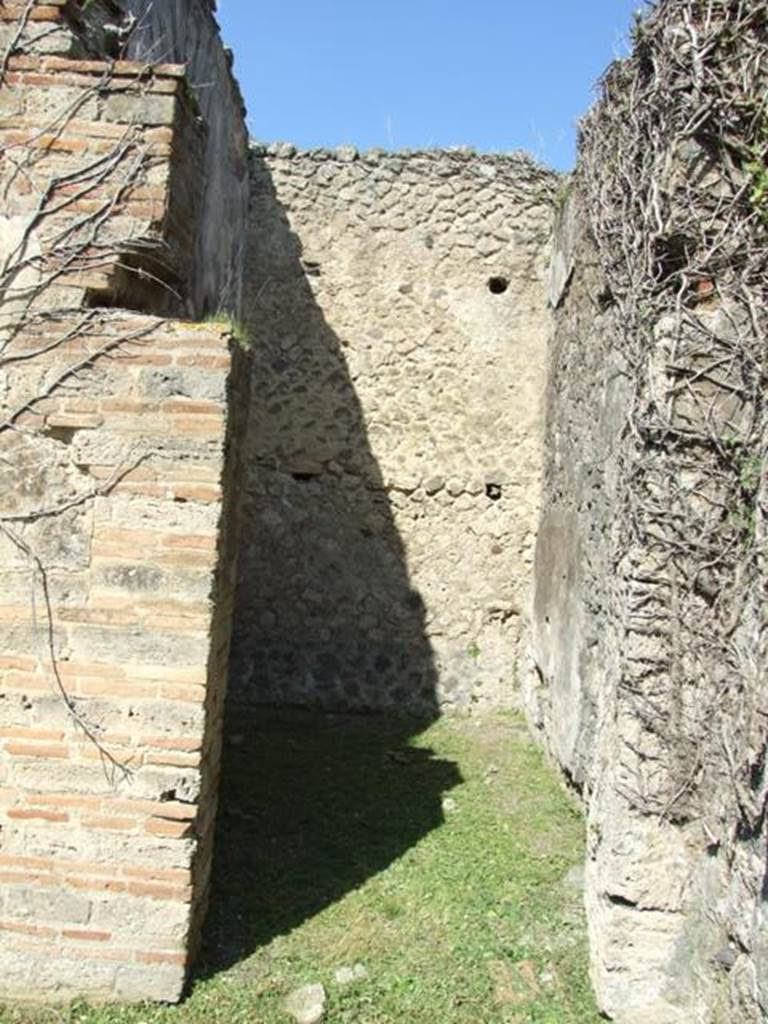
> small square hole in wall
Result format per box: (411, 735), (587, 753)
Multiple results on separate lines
(488, 276), (509, 295)
(486, 483), (502, 501)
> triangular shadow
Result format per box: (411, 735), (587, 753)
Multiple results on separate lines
(198, 156), (461, 977)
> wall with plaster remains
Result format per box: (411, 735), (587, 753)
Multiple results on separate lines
(528, 6), (768, 1022)
(230, 145), (557, 713)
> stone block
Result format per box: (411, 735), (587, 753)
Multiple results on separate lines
(5, 886), (91, 925)
(101, 91), (177, 126)
(113, 963), (186, 1003)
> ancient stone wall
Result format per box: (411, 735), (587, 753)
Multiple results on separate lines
(230, 145), (557, 713)
(528, 4), (768, 1022)
(0, 51), (206, 317)
(9, 2), (766, 1020)
(0, 0), (251, 1002)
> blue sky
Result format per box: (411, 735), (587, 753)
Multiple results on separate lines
(216, 1), (643, 172)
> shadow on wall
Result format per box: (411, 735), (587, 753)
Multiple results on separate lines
(199, 157), (460, 973)
(228, 155), (440, 716)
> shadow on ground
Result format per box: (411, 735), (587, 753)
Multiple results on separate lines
(198, 708), (461, 975)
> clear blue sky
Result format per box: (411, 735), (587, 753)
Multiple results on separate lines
(216, 1), (643, 172)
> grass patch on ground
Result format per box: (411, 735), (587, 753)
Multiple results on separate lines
(0, 710), (601, 1024)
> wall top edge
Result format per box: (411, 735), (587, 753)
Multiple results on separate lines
(249, 140), (560, 176)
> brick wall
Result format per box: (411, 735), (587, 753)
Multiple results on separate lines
(0, 317), (248, 1001)
(1, 0), (249, 321)
(0, 51), (205, 317)
(0, 0), (251, 1003)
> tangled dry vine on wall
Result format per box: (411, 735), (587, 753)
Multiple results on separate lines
(579, 0), (767, 825)
(0, 7), (176, 778)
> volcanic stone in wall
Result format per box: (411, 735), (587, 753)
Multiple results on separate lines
(231, 145), (557, 713)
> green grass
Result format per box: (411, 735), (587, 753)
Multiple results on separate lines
(202, 312), (251, 349)
(0, 710), (601, 1024)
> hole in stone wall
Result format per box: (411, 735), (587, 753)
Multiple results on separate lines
(485, 483), (502, 501)
(488, 276), (509, 295)
(653, 233), (694, 286)
(291, 472), (317, 482)
(44, 425), (77, 445)
(597, 285), (615, 311)
(607, 893), (639, 909)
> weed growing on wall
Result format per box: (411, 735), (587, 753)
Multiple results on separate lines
(204, 311), (251, 350)
(746, 136), (768, 225)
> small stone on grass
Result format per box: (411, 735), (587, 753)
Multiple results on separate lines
(284, 982), (326, 1024)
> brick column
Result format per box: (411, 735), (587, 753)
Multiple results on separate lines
(0, 318), (249, 1001)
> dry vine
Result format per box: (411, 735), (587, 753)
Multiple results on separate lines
(578, 0), (767, 825)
